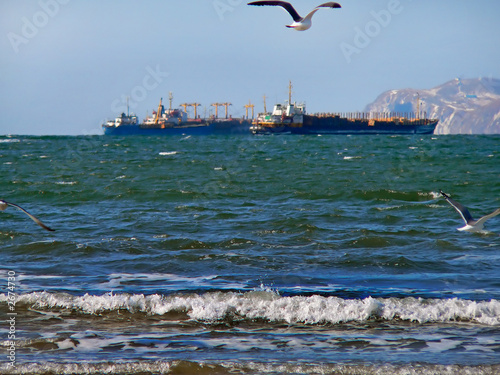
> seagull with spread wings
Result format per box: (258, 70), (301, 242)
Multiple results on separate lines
(440, 190), (500, 232)
(248, 1), (341, 31)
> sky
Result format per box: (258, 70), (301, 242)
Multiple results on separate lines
(1, 0), (499, 135)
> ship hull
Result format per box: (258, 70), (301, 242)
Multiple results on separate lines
(103, 120), (252, 136)
(252, 116), (438, 135)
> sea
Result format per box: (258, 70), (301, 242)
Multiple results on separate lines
(0, 134), (499, 375)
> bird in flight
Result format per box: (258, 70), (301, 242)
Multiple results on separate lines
(0, 200), (55, 232)
(248, 1), (341, 31)
(440, 190), (500, 233)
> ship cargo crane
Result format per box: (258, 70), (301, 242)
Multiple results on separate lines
(244, 100), (255, 119)
(154, 98), (164, 125)
(222, 102), (232, 119)
(211, 102), (232, 119)
(191, 103), (202, 119)
(180, 103), (202, 119)
(211, 103), (222, 118)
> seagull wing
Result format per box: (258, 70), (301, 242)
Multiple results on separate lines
(302, 8), (320, 22)
(440, 190), (474, 224)
(5, 201), (55, 232)
(304, 2), (341, 22)
(248, 1), (303, 22)
(315, 2), (342, 9)
(474, 208), (500, 227)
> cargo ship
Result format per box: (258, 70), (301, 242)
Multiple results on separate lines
(102, 95), (252, 136)
(103, 85), (438, 136)
(250, 82), (438, 135)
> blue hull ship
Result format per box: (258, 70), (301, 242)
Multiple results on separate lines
(103, 89), (438, 136)
(103, 120), (252, 136)
(102, 97), (251, 136)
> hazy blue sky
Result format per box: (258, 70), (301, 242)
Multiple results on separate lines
(1, 0), (499, 135)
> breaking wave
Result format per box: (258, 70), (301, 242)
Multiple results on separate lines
(3, 291), (499, 325)
(0, 361), (498, 375)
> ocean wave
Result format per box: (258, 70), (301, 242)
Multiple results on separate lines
(0, 361), (498, 375)
(2, 291), (499, 326)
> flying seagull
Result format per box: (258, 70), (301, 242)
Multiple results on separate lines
(248, 1), (341, 31)
(440, 190), (500, 232)
(0, 200), (55, 232)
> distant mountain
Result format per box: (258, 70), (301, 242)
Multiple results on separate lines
(364, 78), (500, 134)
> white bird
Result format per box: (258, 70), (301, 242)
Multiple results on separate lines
(440, 190), (500, 233)
(248, 1), (341, 31)
(0, 199), (55, 232)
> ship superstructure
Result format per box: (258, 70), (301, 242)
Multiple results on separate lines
(104, 98), (138, 128)
(142, 97), (190, 127)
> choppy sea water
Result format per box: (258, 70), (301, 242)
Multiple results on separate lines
(0, 134), (499, 374)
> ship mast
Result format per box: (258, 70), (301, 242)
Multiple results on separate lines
(288, 80), (293, 104)
(168, 92), (173, 111)
(416, 92), (420, 119)
(263, 95), (267, 114)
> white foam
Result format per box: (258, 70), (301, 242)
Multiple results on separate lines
(55, 181), (77, 185)
(429, 191), (441, 199)
(159, 151), (178, 156)
(425, 338), (461, 352)
(57, 339), (78, 350)
(343, 156), (362, 160)
(0, 362), (497, 375)
(3, 292), (499, 326)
